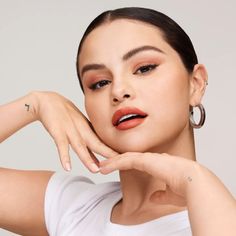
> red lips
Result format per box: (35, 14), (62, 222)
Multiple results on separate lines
(112, 107), (147, 130)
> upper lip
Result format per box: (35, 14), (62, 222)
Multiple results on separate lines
(112, 107), (148, 126)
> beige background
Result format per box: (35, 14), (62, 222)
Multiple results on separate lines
(0, 0), (236, 235)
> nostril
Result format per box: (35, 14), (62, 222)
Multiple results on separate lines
(124, 94), (130, 98)
(112, 93), (131, 103)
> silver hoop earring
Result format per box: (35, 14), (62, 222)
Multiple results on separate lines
(190, 104), (206, 129)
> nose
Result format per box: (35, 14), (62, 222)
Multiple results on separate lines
(112, 93), (130, 103)
(111, 79), (135, 104)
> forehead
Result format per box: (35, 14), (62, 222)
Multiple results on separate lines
(78, 19), (173, 67)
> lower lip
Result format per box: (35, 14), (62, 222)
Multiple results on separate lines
(115, 117), (146, 130)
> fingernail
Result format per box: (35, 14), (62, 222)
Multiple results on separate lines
(65, 162), (71, 171)
(90, 163), (100, 173)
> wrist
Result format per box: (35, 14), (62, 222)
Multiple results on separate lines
(184, 161), (212, 201)
(27, 91), (41, 121)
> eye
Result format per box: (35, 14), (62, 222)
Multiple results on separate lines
(134, 64), (158, 75)
(89, 80), (111, 90)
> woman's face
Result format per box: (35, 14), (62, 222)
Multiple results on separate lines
(78, 19), (193, 153)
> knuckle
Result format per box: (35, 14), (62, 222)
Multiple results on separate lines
(55, 138), (68, 147)
(69, 133), (85, 148)
(76, 139), (86, 149)
(78, 156), (92, 166)
(50, 129), (61, 139)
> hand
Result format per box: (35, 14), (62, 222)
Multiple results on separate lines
(32, 91), (117, 172)
(100, 152), (198, 206)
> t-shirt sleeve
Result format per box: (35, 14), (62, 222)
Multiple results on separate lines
(44, 172), (94, 235)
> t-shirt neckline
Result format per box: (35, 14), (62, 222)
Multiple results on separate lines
(105, 188), (189, 229)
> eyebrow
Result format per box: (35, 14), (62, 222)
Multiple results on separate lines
(122, 45), (165, 61)
(80, 45), (164, 77)
(81, 64), (106, 77)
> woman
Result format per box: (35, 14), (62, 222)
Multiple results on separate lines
(0, 7), (236, 236)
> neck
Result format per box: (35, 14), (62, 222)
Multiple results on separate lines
(111, 127), (195, 223)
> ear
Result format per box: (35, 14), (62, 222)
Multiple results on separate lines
(189, 64), (208, 106)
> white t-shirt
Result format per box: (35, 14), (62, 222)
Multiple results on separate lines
(44, 172), (192, 236)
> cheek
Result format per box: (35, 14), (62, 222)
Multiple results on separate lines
(144, 69), (190, 123)
(85, 97), (98, 125)
(85, 96), (109, 133)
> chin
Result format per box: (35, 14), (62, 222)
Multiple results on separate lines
(103, 135), (158, 154)
(97, 123), (186, 154)
(112, 144), (149, 154)
(101, 130), (181, 154)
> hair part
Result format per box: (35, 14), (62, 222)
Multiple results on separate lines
(76, 7), (198, 91)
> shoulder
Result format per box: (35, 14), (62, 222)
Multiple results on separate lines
(44, 172), (121, 234)
(45, 172), (120, 199)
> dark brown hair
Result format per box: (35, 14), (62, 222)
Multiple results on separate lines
(76, 7), (198, 91)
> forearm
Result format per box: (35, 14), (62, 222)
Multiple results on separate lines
(187, 164), (236, 236)
(0, 92), (38, 142)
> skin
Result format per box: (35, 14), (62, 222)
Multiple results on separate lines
(0, 91), (116, 235)
(79, 19), (205, 222)
(78, 19), (236, 235)
(80, 20), (202, 156)
(0, 18), (236, 235)
(0, 91), (117, 171)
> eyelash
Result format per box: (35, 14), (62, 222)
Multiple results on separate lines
(89, 80), (111, 90)
(89, 64), (158, 91)
(133, 64), (158, 75)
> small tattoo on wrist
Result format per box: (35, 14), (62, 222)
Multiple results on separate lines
(25, 104), (30, 111)
(187, 176), (192, 182)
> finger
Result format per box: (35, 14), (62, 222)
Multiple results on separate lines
(99, 153), (151, 174)
(83, 131), (118, 158)
(68, 130), (100, 173)
(100, 152), (191, 199)
(88, 148), (100, 166)
(73, 116), (118, 158)
(100, 152), (176, 180)
(54, 137), (71, 171)
(99, 152), (177, 189)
